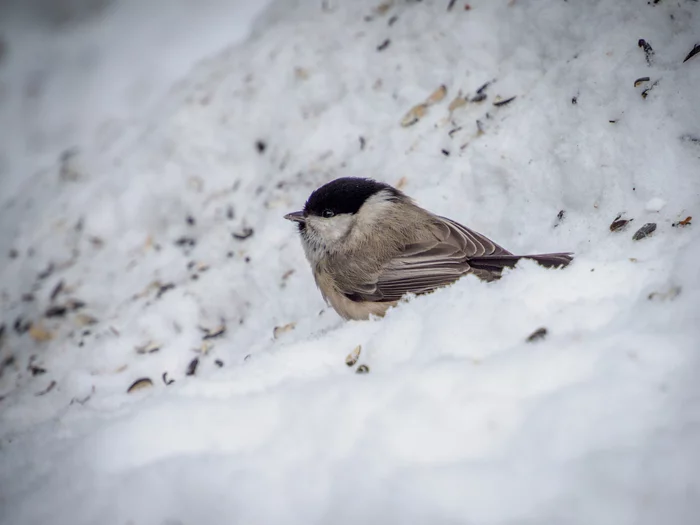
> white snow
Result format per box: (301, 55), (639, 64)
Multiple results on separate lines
(1, 0), (699, 524)
(645, 197), (667, 212)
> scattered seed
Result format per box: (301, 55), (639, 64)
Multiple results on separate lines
(683, 43), (700, 63)
(74, 313), (98, 327)
(447, 0), (457, 10)
(632, 222), (657, 240)
(476, 120), (485, 135)
(359, 136), (366, 150)
(50, 280), (65, 302)
(29, 323), (53, 342)
(162, 372), (175, 385)
(672, 216), (692, 227)
(66, 299), (86, 311)
(135, 341), (161, 355)
(377, 39), (391, 51)
(610, 214), (633, 232)
(471, 92), (487, 103)
(186, 357), (199, 376)
(634, 76), (650, 87)
(553, 210), (566, 228)
(186, 215), (195, 226)
(346, 345), (361, 367)
(681, 135), (700, 145)
(356, 364), (370, 374)
(638, 38), (654, 65)
(14, 316), (31, 335)
(69, 389), (94, 405)
(493, 96), (516, 107)
(0, 355), (15, 377)
(273, 322), (296, 339)
(156, 283), (176, 299)
(375, 1), (393, 15)
(641, 79), (659, 99)
(526, 327), (548, 343)
(648, 286), (681, 301)
(448, 126), (463, 137)
(45, 305), (67, 318)
(35, 380), (57, 396)
(214, 359), (224, 368)
(476, 81), (493, 95)
(232, 227), (254, 240)
(127, 377), (153, 393)
(388, 15), (398, 26)
(174, 237), (196, 248)
(571, 96), (578, 105)
(22, 293), (35, 302)
(255, 140), (267, 154)
(30, 365), (47, 376)
(448, 92), (467, 113)
(441, 149), (450, 156)
(200, 324), (226, 340)
(37, 263), (55, 280)
(400, 103), (428, 127)
(9, 249), (18, 259)
(425, 85), (447, 105)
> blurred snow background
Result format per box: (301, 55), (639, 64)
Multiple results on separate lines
(0, 0), (699, 524)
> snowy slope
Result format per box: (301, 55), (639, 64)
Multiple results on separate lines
(1, 0), (699, 524)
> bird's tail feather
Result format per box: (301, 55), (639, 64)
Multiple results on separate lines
(469, 252), (573, 273)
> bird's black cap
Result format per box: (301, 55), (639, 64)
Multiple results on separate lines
(303, 177), (401, 217)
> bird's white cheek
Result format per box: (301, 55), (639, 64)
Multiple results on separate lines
(307, 215), (353, 244)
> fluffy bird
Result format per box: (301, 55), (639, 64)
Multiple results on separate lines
(285, 177), (572, 320)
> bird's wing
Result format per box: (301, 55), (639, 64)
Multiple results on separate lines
(345, 217), (512, 302)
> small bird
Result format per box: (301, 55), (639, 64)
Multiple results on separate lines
(285, 177), (572, 320)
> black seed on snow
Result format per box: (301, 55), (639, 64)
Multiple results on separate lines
(45, 306), (68, 318)
(50, 280), (64, 301)
(493, 96), (516, 107)
(633, 223), (657, 240)
(156, 283), (176, 299)
(37, 263), (54, 280)
(175, 237), (196, 248)
(683, 43), (700, 63)
(186, 357), (199, 376)
(476, 81), (492, 95)
(232, 228), (254, 240)
(255, 140), (267, 154)
(377, 39), (390, 51)
(526, 327), (548, 342)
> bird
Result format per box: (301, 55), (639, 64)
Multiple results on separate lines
(285, 177), (572, 320)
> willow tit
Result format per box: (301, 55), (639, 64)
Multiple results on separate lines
(285, 177), (572, 320)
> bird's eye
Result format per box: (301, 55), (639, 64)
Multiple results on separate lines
(321, 209), (335, 218)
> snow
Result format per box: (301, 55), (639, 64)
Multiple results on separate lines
(1, 0), (699, 524)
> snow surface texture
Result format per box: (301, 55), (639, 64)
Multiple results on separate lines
(1, 0), (699, 523)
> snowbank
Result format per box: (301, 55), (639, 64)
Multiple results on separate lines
(1, 1), (699, 524)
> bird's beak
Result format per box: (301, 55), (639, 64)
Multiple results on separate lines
(284, 211), (306, 224)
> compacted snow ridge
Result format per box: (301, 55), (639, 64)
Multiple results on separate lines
(0, 0), (699, 524)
